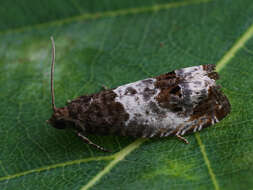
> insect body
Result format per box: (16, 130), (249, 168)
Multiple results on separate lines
(48, 37), (230, 152)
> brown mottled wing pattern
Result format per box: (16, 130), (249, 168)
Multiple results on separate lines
(66, 64), (230, 138)
(67, 90), (129, 135)
(169, 64), (230, 135)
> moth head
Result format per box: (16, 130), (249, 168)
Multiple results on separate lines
(48, 107), (71, 129)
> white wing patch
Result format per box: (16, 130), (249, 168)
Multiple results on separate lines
(113, 78), (189, 136)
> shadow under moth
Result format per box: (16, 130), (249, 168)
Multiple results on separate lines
(47, 37), (231, 152)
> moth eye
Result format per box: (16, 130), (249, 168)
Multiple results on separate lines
(53, 120), (66, 129)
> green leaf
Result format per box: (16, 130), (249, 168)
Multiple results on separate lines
(1, 0), (253, 189)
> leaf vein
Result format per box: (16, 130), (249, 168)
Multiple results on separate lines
(0, 0), (212, 35)
(195, 21), (253, 190)
(0, 155), (113, 182)
(80, 138), (146, 190)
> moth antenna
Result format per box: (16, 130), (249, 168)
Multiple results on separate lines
(50, 36), (57, 112)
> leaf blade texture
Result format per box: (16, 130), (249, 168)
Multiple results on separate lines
(1, 0), (253, 189)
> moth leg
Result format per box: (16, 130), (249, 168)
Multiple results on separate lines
(77, 132), (111, 152)
(175, 134), (189, 144)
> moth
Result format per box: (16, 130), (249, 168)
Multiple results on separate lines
(47, 37), (230, 152)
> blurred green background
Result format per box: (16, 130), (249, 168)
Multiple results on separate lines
(1, 0), (253, 189)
